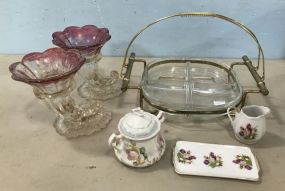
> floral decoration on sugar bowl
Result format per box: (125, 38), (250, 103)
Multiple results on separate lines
(124, 139), (166, 167)
(204, 152), (223, 168)
(157, 134), (165, 151)
(126, 142), (149, 166)
(109, 134), (166, 168)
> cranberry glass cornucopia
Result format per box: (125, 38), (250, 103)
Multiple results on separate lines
(52, 25), (122, 100)
(9, 47), (112, 138)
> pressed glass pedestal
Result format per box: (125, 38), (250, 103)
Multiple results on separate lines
(9, 48), (112, 138)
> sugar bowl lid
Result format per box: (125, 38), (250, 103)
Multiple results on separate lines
(118, 108), (163, 140)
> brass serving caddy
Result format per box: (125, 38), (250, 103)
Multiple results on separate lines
(120, 12), (269, 116)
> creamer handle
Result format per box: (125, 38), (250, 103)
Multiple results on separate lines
(227, 107), (238, 125)
(261, 106), (271, 115)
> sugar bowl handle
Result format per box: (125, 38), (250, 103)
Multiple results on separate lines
(108, 133), (123, 152)
(132, 107), (144, 116)
(156, 111), (165, 123)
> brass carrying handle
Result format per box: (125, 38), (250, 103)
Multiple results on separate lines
(242, 56), (269, 95)
(120, 12), (265, 81)
(121, 52), (136, 92)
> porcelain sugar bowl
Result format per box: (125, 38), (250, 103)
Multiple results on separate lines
(108, 108), (166, 167)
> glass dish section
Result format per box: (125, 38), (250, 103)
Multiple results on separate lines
(141, 60), (242, 112)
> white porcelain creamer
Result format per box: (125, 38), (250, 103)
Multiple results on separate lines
(227, 105), (270, 144)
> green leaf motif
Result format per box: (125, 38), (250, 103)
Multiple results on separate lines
(177, 149), (196, 164)
(177, 152), (183, 160)
(139, 147), (146, 154)
(243, 156), (252, 166)
(233, 154), (253, 170)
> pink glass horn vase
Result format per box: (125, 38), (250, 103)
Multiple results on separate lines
(52, 25), (121, 100)
(9, 48), (111, 138)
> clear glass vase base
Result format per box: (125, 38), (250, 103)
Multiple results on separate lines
(54, 109), (112, 138)
(78, 71), (122, 100)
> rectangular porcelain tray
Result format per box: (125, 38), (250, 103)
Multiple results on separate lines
(173, 141), (260, 181)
